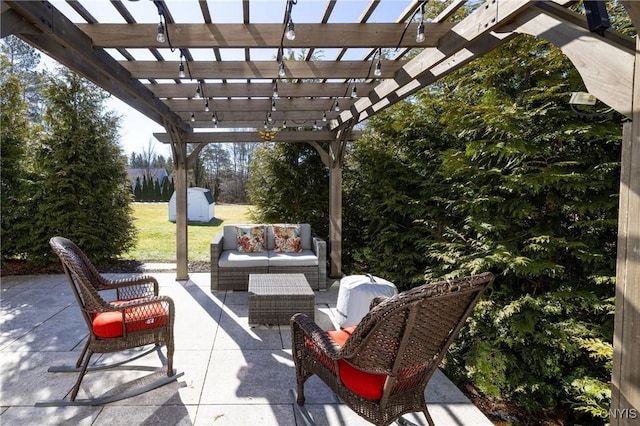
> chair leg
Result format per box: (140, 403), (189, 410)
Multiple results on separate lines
(166, 341), (174, 376)
(70, 350), (93, 401)
(422, 408), (435, 426)
(289, 389), (315, 426)
(296, 379), (306, 405)
(75, 339), (90, 368)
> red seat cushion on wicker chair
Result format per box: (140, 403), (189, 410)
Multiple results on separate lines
(92, 300), (168, 338)
(326, 326), (388, 401)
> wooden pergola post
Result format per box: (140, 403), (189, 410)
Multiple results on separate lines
(328, 138), (343, 278)
(610, 70), (640, 426)
(168, 126), (189, 281)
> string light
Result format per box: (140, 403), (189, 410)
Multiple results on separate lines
(273, 82), (279, 99)
(267, 112), (273, 123)
(271, 101), (277, 112)
(416, 3), (426, 43)
(278, 62), (286, 78)
(211, 112), (217, 123)
(334, 99), (340, 112)
(194, 85), (201, 99)
(416, 22), (425, 43)
(190, 113), (195, 122)
(178, 51), (185, 78)
(205, 99), (209, 112)
(285, 20), (296, 40)
(285, 0), (297, 40)
(374, 49), (382, 77)
(157, 23), (165, 43)
(351, 84), (357, 98)
(156, 6), (165, 43)
(282, 120), (287, 128)
(322, 112), (327, 122)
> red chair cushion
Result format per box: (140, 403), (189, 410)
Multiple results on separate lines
(326, 326), (387, 400)
(92, 299), (168, 338)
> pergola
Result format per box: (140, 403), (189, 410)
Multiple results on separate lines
(2, 1), (638, 422)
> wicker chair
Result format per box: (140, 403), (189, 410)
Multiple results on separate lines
(39, 236), (182, 406)
(291, 272), (495, 426)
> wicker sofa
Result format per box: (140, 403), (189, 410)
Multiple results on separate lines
(210, 224), (327, 292)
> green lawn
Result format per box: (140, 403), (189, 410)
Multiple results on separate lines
(123, 203), (253, 262)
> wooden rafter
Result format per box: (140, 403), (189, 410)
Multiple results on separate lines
(78, 23), (451, 49)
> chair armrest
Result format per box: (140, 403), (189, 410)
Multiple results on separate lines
(291, 313), (342, 359)
(369, 296), (389, 310)
(312, 235), (327, 290)
(101, 275), (159, 299)
(212, 232), (224, 246)
(211, 233), (224, 266)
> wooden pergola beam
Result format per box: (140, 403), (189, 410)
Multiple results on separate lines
(78, 22), (453, 49)
(122, 60), (407, 80)
(147, 82), (376, 99)
(153, 130), (360, 143)
(183, 110), (337, 122)
(165, 97), (353, 112)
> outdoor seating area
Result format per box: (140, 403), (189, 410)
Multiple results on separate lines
(211, 224), (327, 292)
(1, 271), (493, 425)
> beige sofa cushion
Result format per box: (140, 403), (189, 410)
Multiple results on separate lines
(267, 250), (319, 267)
(219, 250), (269, 268)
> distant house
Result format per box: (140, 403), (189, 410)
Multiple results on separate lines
(127, 168), (168, 189)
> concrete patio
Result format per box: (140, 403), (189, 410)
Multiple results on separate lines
(0, 272), (493, 425)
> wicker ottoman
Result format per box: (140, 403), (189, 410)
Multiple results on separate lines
(248, 274), (315, 326)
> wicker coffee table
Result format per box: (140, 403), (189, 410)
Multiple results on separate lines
(248, 274), (315, 326)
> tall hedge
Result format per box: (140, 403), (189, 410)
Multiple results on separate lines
(343, 35), (620, 423)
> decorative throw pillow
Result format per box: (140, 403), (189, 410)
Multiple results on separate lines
(236, 226), (265, 253)
(273, 224), (302, 253)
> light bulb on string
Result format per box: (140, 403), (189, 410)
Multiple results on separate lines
(157, 23), (165, 43)
(285, 20), (296, 41)
(374, 60), (382, 77)
(374, 48), (382, 77)
(278, 62), (286, 78)
(416, 22), (425, 43)
(273, 82), (279, 99)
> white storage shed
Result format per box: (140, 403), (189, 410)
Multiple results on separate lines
(168, 187), (215, 223)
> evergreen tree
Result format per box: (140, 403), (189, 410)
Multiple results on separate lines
(26, 69), (136, 264)
(0, 35), (45, 123)
(247, 142), (329, 238)
(134, 176), (142, 201)
(0, 55), (33, 260)
(141, 174), (149, 202)
(154, 178), (162, 201)
(161, 176), (171, 201)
